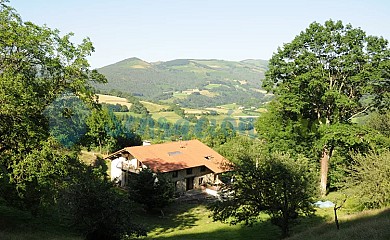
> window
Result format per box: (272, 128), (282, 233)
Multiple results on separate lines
(186, 168), (193, 175)
(200, 166), (207, 172)
(198, 177), (203, 185)
(172, 171), (178, 178)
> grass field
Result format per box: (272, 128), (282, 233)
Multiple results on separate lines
(140, 101), (168, 112)
(135, 194), (390, 240)
(204, 83), (223, 89)
(172, 92), (188, 99)
(136, 200), (282, 240)
(96, 94), (132, 108)
(1, 191), (389, 240)
(287, 208), (390, 240)
(96, 93), (264, 127)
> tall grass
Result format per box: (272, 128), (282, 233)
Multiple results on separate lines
(287, 208), (390, 240)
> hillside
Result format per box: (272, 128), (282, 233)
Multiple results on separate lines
(96, 58), (270, 108)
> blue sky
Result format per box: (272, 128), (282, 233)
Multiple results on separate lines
(10, 0), (390, 68)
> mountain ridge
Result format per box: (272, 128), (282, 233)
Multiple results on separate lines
(95, 57), (270, 108)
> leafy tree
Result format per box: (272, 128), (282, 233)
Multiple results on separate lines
(44, 94), (90, 148)
(127, 168), (175, 211)
(261, 20), (390, 195)
(347, 150), (390, 209)
(215, 136), (263, 164)
(167, 104), (185, 117)
(1, 138), (82, 215)
(84, 108), (116, 152)
(363, 110), (390, 138)
(83, 107), (142, 152)
(255, 101), (317, 158)
(59, 157), (146, 240)
(209, 152), (317, 238)
(129, 101), (149, 114)
(0, 1), (106, 210)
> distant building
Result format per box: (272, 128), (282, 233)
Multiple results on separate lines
(105, 140), (232, 192)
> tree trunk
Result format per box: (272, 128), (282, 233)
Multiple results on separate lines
(320, 148), (330, 196)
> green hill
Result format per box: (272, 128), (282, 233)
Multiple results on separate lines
(96, 58), (270, 108)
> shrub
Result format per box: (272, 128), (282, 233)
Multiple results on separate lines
(347, 150), (390, 209)
(59, 159), (146, 240)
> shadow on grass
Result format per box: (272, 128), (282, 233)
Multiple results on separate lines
(0, 203), (81, 240)
(287, 208), (390, 240)
(136, 199), (328, 240)
(135, 201), (201, 236)
(145, 219), (282, 240)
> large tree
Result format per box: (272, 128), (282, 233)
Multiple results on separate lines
(261, 20), (390, 195)
(0, 1), (106, 208)
(209, 152), (317, 238)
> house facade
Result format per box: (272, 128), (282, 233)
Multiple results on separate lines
(106, 139), (231, 192)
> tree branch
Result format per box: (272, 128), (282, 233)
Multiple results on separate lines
(347, 105), (373, 121)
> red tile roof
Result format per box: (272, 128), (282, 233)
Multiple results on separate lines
(106, 139), (232, 173)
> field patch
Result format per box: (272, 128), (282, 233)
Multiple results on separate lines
(204, 84), (222, 90)
(141, 101), (168, 113)
(97, 94), (132, 108)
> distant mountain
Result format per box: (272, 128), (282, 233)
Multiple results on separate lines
(96, 58), (270, 108)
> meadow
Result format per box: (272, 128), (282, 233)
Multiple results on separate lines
(2, 192), (389, 240)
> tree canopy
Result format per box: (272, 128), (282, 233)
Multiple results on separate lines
(209, 152), (317, 238)
(259, 19), (390, 194)
(0, 0), (106, 211)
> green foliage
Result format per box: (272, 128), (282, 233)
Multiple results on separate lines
(117, 113), (238, 145)
(363, 111), (390, 138)
(209, 152), (317, 238)
(0, 1), (106, 213)
(44, 94), (91, 148)
(0, 138), (81, 215)
(215, 136), (263, 164)
(263, 20), (390, 123)
(59, 158), (146, 240)
(259, 19), (390, 193)
(167, 104), (185, 118)
(129, 101), (149, 114)
(0, 2), (147, 239)
(83, 107), (142, 152)
(101, 103), (129, 112)
(255, 101), (317, 158)
(127, 168), (175, 211)
(318, 123), (390, 189)
(346, 150), (390, 209)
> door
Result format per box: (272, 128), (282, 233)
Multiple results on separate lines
(186, 177), (194, 191)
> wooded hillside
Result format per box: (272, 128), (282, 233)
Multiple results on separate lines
(96, 58), (270, 108)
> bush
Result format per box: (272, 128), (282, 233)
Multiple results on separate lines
(127, 168), (175, 211)
(347, 150), (390, 209)
(59, 159), (146, 240)
(209, 152), (317, 238)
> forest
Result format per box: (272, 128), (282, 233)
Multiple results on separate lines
(1, 1), (390, 240)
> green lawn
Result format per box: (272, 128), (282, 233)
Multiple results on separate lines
(136, 199), (390, 240)
(2, 194), (389, 240)
(136, 202), (281, 240)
